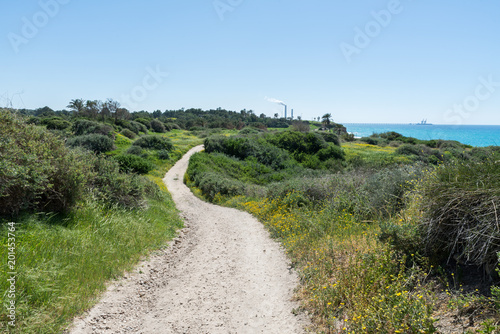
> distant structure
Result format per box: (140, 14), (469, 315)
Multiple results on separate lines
(413, 119), (432, 125)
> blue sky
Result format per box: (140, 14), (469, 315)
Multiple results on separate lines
(1, 0), (499, 124)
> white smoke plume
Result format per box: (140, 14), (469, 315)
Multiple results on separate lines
(265, 97), (286, 106)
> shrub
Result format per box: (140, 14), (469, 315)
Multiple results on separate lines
(395, 144), (421, 156)
(204, 135), (291, 170)
(42, 117), (72, 130)
(164, 122), (181, 131)
(362, 165), (424, 217)
(120, 128), (136, 139)
(150, 119), (166, 133)
(72, 119), (114, 137)
(318, 132), (341, 146)
(0, 111), (93, 216)
(157, 150), (170, 160)
(239, 127), (260, 135)
(89, 156), (159, 207)
(67, 134), (115, 153)
(317, 145), (345, 161)
(113, 154), (155, 174)
(133, 135), (173, 151)
(269, 131), (327, 155)
(134, 118), (152, 128)
(416, 160), (500, 272)
(126, 145), (143, 156)
(361, 137), (380, 146)
(128, 121), (148, 134)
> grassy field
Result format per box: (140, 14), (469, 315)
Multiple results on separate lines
(187, 132), (500, 333)
(0, 123), (202, 333)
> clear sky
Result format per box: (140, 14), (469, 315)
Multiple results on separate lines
(1, 1), (499, 124)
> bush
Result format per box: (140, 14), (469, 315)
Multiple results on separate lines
(89, 156), (159, 207)
(150, 119), (166, 133)
(0, 111), (93, 216)
(67, 134), (115, 153)
(318, 132), (340, 146)
(157, 150), (170, 160)
(416, 160), (500, 272)
(239, 127), (261, 135)
(317, 145), (345, 161)
(128, 121), (148, 134)
(133, 135), (173, 151)
(126, 145), (143, 156)
(120, 128), (136, 139)
(361, 137), (380, 146)
(113, 154), (155, 174)
(395, 144), (421, 156)
(72, 119), (114, 137)
(204, 135), (291, 170)
(134, 118), (152, 128)
(269, 131), (327, 155)
(42, 117), (72, 130)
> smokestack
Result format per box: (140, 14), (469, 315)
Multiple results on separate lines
(284, 105), (287, 119)
(291, 109), (294, 120)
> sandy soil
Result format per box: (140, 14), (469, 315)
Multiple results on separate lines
(69, 145), (309, 334)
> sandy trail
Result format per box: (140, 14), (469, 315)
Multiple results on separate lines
(69, 145), (308, 334)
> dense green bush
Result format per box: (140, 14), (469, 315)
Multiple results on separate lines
(269, 131), (327, 155)
(72, 119), (114, 137)
(318, 132), (341, 146)
(120, 128), (136, 139)
(395, 144), (421, 156)
(150, 119), (166, 133)
(0, 111), (93, 216)
(126, 145), (143, 156)
(157, 150), (170, 160)
(67, 134), (115, 153)
(42, 117), (72, 130)
(128, 121), (148, 134)
(134, 118), (152, 128)
(361, 137), (382, 146)
(317, 145), (345, 161)
(89, 156), (159, 207)
(204, 135), (291, 170)
(133, 135), (173, 151)
(239, 127), (261, 135)
(114, 154), (155, 174)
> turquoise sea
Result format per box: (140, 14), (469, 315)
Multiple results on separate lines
(343, 124), (500, 147)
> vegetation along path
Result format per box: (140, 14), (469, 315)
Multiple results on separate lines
(70, 145), (309, 333)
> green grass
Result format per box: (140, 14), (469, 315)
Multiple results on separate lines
(343, 141), (412, 167)
(0, 191), (182, 333)
(0, 129), (201, 333)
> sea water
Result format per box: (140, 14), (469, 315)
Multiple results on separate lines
(343, 124), (500, 147)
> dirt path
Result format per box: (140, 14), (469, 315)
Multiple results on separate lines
(69, 145), (309, 334)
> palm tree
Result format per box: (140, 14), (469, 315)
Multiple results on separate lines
(322, 113), (332, 128)
(67, 99), (85, 116)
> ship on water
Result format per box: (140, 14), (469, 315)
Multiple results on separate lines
(412, 119), (432, 125)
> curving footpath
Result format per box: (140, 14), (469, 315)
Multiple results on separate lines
(69, 145), (309, 334)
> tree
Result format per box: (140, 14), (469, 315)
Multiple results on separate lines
(85, 100), (102, 119)
(322, 113), (332, 128)
(274, 113), (279, 119)
(105, 99), (120, 122)
(152, 110), (162, 118)
(67, 99), (85, 116)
